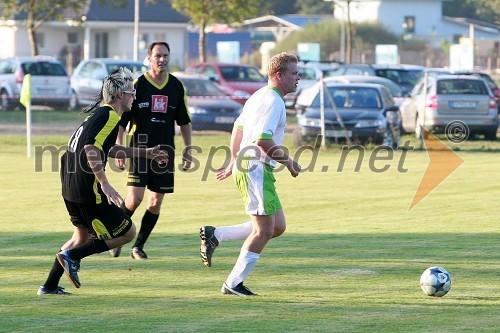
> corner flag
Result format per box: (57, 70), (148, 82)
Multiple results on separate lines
(20, 74), (31, 108)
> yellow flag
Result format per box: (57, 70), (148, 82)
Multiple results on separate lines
(20, 74), (31, 108)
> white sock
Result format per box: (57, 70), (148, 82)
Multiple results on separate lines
(214, 221), (252, 243)
(225, 249), (260, 288)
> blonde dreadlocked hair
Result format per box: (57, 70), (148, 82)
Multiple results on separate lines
(82, 67), (134, 113)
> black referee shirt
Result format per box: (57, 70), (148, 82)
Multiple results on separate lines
(119, 72), (191, 149)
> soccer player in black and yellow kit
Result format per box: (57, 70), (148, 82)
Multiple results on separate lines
(112, 42), (192, 259)
(37, 68), (168, 295)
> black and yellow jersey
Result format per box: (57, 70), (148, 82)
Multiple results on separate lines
(119, 72), (191, 149)
(61, 105), (120, 204)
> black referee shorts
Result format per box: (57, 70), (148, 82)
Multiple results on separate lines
(126, 152), (175, 194)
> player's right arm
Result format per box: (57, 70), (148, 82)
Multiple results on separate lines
(114, 125), (126, 170)
(216, 123), (243, 181)
(84, 144), (123, 206)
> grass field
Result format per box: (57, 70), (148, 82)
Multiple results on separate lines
(0, 116), (499, 332)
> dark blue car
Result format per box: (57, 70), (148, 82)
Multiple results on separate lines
(175, 74), (243, 132)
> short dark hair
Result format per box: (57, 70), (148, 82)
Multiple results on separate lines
(147, 42), (170, 55)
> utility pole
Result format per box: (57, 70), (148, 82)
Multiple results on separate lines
(133, 0), (139, 61)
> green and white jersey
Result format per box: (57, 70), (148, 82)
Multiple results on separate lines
(235, 86), (286, 167)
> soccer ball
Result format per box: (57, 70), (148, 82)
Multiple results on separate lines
(420, 266), (452, 297)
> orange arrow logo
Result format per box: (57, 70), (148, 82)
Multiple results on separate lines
(409, 127), (464, 210)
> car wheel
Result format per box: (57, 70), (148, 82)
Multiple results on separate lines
(414, 116), (422, 139)
(68, 91), (79, 111)
(484, 129), (497, 141)
(0, 89), (12, 111)
(382, 128), (394, 147)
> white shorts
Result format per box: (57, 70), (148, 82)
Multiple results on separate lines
(233, 158), (281, 215)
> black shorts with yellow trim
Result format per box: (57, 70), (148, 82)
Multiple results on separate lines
(64, 199), (132, 240)
(126, 152), (175, 194)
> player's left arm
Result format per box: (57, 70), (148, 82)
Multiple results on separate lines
(256, 139), (301, 177)
(109, 145), (168, 164)
(179, 124), (192, 171)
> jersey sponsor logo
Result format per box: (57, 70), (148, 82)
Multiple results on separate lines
(138, 102), (149, 108)
(151, 95), (168, 113)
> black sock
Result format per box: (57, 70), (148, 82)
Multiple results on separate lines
(120, 201), (135, 218)
(133, 210), (159, 249)
(43, 255), (64, 291)
(70, 239), (110, 261)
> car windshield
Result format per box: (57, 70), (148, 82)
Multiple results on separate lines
(375, 69), (421, 86)
(349, 78), (403, 98)
(437, 79), (488, 95)
(313, 87), (382, 109)
(181, 78), (227, 97)
(220, 66), (266, 82)
(106, 63), (148, 76)
(22, 62), (67, 76)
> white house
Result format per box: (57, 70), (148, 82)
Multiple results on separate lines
(0, 0), (189, 71)
(333, 0), (499, 44)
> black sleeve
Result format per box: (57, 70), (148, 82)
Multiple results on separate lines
(119, 110), (132, 129)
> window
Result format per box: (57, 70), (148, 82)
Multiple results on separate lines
(36, 32), (45, 48)
(67, 32), (78, 44)
(403, 16), (415, 33)
(94, 32), (108, 58)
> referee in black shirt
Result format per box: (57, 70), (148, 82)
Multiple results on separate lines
(112, 42), (192, 259)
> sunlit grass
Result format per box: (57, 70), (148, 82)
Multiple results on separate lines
(0, 131), (499, 332)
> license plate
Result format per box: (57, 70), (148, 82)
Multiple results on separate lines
(450, 101), (476, 109)
(215, 116), (235, 124)
(36, 88), (55, 95)
(325, 130), (352, 138)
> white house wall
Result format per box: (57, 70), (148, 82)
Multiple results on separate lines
(339, 0), (443, 36)
(0, 26), (17, 57)
(0, 19), (187, 69)
(334, 0), (497, 43)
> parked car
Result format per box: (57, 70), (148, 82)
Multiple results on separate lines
(399, 74), (498, 139)
(324, 75), (405, 106)
(185, 62), (267, 105)
(294, 82), (400, 148)
(453, 70), (500, 111)
(0, 56), (71, 111)
(174, 73), (242, 132)
(332, 63), (424, 96)
(70, 58), (148, 110)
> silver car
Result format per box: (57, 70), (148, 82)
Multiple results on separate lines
(295, 82), (400, 148)
(400, 74), (498, 140)
(70, 58), (148, 110)
(0, 57), (71, 111)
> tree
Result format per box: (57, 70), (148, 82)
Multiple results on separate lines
(295, 0), (332, 15)
(170, 0), (263, 62)
(443, 0), (500, 25)
(0, 0), (90, 57)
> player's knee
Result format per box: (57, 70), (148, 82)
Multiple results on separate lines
(127, 197), (142, 210)
(273, 224), (286, 238)
(122, 223), (136, 243)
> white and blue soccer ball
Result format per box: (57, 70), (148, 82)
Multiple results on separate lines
(420, 266), (452, 297)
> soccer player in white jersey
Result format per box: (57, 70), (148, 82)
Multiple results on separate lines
(200, 52), (302, 296)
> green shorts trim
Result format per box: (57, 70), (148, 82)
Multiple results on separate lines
(233, 158), (281, 215)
